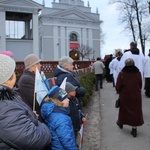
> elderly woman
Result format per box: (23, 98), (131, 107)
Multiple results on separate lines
(0, 54), (51, 149)
(54, 56), (86, 98)
(116, 58), (144, 137)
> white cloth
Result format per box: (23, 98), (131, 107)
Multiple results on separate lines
(109, 57), (120, 86)
(118, 51), (144, 79)
(109, 60), (113, 75)
(143, 56), (150, 78)
(35, 68), (48, 105)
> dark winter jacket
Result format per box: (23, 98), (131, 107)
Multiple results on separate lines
(41, 102), (77, 150)
(0, 85), (51, 150)
(54, 65), (86, 97)
(116, 66), (144, 126)
(17, 69), (41, 120)
(17, 69), (35, 108)
(69, 97), (85, 132)
(130, 47), (140, 55)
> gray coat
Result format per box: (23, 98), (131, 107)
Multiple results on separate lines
(92, 61), (105, 74)
(0, 85), (51, 150)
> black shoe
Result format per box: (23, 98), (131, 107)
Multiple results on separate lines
(116, 121), (123, 129)
(131, 128), (137, 137)
(145, 94), (150, 98)
(100, 87), (103, 89)
(76, 144), (79, 149)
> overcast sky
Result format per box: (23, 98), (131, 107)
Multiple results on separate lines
(34, 0), (150, 58)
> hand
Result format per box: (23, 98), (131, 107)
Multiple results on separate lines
(33, 111), (39, 119)
(82, 117), (86, 123)
(62, 98), (69, 107)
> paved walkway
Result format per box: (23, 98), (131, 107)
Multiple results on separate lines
(82, 80), (150, 150)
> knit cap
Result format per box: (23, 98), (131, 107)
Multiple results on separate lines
(24, 54), (41, 69)
(0, 50), (14, 58)
(48, 85), (68, 101)
(0, 54), (16, 84)
(66, 82), (77, 93)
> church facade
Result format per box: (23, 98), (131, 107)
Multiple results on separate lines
(0, 0), (101, 61)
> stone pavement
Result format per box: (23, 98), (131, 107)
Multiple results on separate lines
(81, 80), (150, 150)
(81, 86), (101, 150)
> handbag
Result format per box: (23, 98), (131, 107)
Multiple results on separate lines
(115, 98), (120, 108)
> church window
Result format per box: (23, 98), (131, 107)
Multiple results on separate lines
(70, 33), (77, 41)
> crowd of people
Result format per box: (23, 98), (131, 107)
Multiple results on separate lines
(92, 41), (149, 138)
(0, 52), (86, 150)
(0, 41), (149, 149)
(0, 54), (51, 150)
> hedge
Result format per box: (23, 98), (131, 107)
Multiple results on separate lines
(79, 72), (95, 106)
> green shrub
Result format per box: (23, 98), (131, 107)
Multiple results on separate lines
(79, 72), (95, 106)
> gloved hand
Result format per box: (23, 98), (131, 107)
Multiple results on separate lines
(76, 87), (86, 97)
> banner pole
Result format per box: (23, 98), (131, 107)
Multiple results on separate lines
(33, 68), (37, 111)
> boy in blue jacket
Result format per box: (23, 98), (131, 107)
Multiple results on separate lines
(41, 85), (77, 150)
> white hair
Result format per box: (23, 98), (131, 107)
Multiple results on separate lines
(58, 56), (74, 67)
(125, 58), (135, 66)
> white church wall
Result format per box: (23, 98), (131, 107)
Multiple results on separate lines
(41, 37), (54, 60)
(42, 25), (53, 36)
(6, 40), (32, 61)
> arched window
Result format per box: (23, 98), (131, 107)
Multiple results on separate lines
(70, 33), (77, 41)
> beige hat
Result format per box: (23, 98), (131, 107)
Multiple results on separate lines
(24, 54), (41, 69)
(0, 54), (16, 84)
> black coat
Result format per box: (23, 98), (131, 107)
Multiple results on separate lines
(17, 70), (35, 108)
(17, 69), (44, 121)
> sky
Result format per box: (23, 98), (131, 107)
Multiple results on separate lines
(34, 0), (150, 58)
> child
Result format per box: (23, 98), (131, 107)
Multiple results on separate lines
(40, 85), (77, 150)
(66, 82), (86, 132)
(65, 82), (86, 147)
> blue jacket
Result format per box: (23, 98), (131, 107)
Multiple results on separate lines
(41, 102), (77, 150)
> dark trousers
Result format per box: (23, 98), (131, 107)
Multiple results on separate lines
(145, 78), (150, 97)
(95, 74), (103, 90)
(106, 68), (112, 82)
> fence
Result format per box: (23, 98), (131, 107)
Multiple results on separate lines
(16, 60), (95, 78)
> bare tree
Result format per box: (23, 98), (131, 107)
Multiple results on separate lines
(109, 0), (150, 54)
(78, 44), (94, 61)
(119, 3), (137, 41)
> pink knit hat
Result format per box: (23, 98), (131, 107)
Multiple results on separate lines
(0, 50), (14, 58)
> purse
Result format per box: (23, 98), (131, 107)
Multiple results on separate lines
(115, 98), (120, 108)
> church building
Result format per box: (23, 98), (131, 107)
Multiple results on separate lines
(0, 0), (101, 61)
